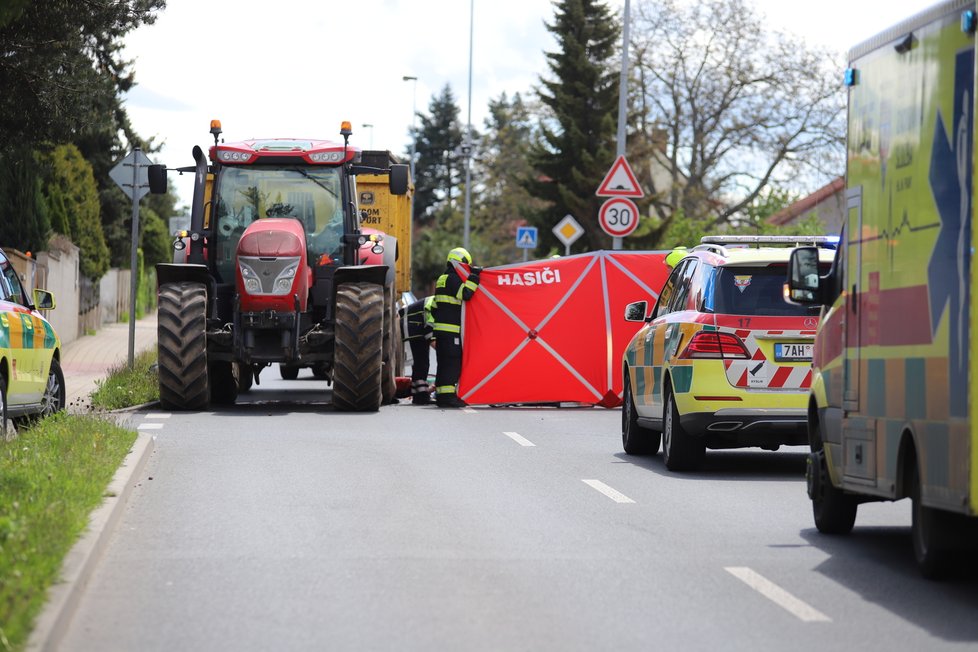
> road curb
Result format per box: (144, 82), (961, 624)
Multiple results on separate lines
(26, 431), (156, 652)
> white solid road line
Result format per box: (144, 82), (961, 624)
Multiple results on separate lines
(725, 567), (831, 623)
(502, 431), (536, 447)
(136, 423), (164, 430)
(582, 479), (636, 504)
(143, 413), (172, 419)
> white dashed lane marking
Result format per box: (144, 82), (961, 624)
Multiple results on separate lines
(136, 423), (164, 430)
(144, 413), (172, 419)
(725, 567), (831, 622)
(582, 479), (635, 504)
(502, 431), (536, 447)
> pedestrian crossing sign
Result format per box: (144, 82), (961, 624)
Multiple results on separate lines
(516, 226), (538, 249)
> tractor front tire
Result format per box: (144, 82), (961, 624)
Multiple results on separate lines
(158, 282), (209, 410)
(332, 282), (384, 412)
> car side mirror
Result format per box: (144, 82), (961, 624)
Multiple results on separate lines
(624, 300), (648, 322)
(33, 288), (55, 311)
(787, 247), (821, 304)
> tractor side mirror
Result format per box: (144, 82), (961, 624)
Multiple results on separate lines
(388, 164), (409, 196)
(148, 164), (168, 194)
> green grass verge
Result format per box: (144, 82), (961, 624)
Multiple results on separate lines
(90, 347), (159, 411)
(0, 414), (137, 651)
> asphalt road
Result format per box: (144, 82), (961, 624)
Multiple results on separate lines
(58, 371), (978, 651)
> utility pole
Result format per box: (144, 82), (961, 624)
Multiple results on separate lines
(403, 75), (419, 288)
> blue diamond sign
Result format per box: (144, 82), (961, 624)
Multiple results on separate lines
(516, 226), (538, 249)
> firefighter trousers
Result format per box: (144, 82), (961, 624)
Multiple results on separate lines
(409, 337), (431, 395)
(434, 332), (462, 396)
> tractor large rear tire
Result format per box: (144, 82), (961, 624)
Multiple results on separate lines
(332, 282), (384, 412)
(158, 282), (209, 410)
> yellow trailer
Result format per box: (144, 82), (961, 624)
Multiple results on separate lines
(788, 0), (978, 578)
(357, 150), (414, 295)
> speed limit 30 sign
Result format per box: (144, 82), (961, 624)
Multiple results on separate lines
(598, 198), (640, 237)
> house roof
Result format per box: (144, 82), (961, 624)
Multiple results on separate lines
(766, 176), (845, 226)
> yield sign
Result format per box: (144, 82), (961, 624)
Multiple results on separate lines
(596, 155), (644, 198)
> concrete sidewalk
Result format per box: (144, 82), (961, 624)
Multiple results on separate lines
(60, 313), (158, 411)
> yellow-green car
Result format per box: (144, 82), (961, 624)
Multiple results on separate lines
(0, 248), (64, 431)
(621, 236), (836, 471)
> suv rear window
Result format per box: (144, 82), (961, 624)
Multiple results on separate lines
(711, 264), (819, 317)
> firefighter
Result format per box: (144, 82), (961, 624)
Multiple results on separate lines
(432, 247), (481, 408)
(401, 295), (436, 405)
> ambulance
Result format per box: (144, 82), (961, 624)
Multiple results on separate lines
(787, 0), (978, 577)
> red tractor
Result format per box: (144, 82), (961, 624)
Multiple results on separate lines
(148, 121), (407, 411)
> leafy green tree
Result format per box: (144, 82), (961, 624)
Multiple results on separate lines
(526, 0), (621, 254)
(411, 85), (465, 223)
(0, 148), (50, 253)
(0, 0), (167, 266)
(471, 92), (550, 265)
(0, 0), (165, 152)
(38, 144), (110, 280)
(412, 205), (466, 294)
(140, 208), (172, 268)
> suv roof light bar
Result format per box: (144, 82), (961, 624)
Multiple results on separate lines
(699, 235), (839, 247)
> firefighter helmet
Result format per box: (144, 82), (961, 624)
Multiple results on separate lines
(447, 247), (472, 265)
(665, 246), (688, 268)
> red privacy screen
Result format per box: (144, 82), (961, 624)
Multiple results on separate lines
(458, 251), (669, 407)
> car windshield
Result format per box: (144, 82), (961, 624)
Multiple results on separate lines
(0, 253), (26, 305)
(709, 264), (820, 316)
(213, 165), (344, 281)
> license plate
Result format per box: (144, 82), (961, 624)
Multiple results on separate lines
(775, 343), (813, 361)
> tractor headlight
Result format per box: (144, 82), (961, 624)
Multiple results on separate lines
(239, 261), (261, 294)
(272, 262), (299, 295)
(309, 151), (344, 163)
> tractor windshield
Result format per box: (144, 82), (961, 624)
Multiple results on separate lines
(212, 165), (344, 281)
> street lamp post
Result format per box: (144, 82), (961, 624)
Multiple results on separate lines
(403, 75), (419, 291)
(463, 0), (474, 251)
(402, 76), (419, 187)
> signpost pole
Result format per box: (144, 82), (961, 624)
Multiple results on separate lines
(613, 0), (631, 251)
(127, 148), (142, 369)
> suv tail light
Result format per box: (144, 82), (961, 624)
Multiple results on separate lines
(679, 331), (750, 359)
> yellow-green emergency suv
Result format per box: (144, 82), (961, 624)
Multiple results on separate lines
(621, 236), (835, 471)
(0, 248), (64, 431)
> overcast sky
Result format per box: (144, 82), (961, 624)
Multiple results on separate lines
(122, 0), (939, 208)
